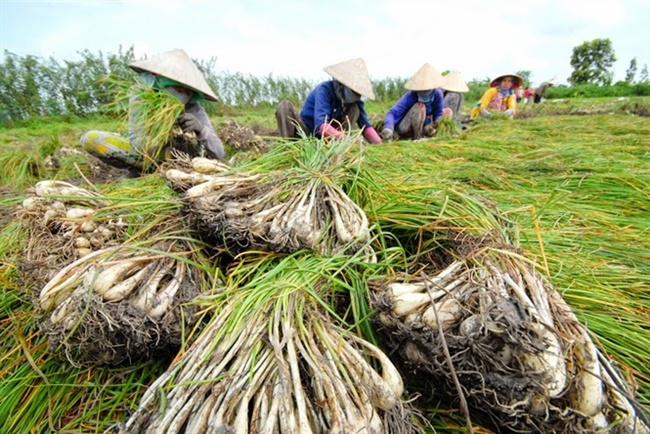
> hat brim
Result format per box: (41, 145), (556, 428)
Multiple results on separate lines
(129, 49), (219, 102)
(490, 74), (523, 89)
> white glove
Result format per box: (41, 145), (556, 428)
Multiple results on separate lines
(381, 128), (394, 140)
(503, 109), (514, 117)
(479, 109), (492, 118)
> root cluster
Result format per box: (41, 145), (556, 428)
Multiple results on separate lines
(371, 245), (649, 433)
(18, 180), (126, 290)
(164, 157), (371, 256)
(119, 292), (419, 434)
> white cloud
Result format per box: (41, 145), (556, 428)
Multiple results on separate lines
(1, 0), (648, 86)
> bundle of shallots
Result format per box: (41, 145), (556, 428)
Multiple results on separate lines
(18, 180), (125, 289)
(117, 252), (422, 434)
(38, 232), (206, 365)
(371, 244), (649, 433)
(163, 137), (372, 256)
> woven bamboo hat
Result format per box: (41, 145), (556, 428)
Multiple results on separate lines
(441, 71), (469, 93)
(490, 73), (523, 89)
(323, 58), (376, 100)
(129, 49), (219, 102)
(404, 63), (446, 91)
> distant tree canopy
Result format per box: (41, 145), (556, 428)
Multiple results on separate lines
(568, 38), (616, 86)
(625, 57), (638, 83)
(1, 44), (649, 125)
(640, 64), (649, 83)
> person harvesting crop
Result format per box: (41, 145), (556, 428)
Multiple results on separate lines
(81, 49), (224, 174)
(533, 79), (556, 103)
(275, 58), (382, 144)
(471, 72), (523, 119)
(441, 71), (469, 124)
(381, 63), (448, 141)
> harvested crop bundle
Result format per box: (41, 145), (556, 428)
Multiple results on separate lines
(433, 117), (461, 139)
(371, 241), (649, 433)
(118, 252), (421, 434)
(39, 238), (205, 366)
(218, 119), (265, 152)
(18, 180), (126, 289)
(164, 136), (374, 256)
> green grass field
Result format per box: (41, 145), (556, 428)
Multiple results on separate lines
(0, 98), (648, 432)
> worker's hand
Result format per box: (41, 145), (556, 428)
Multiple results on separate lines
(178, 113), (203, 134)
(479, 109), (492, 119)
(503, 109), (514, 117)
(381, 128), (393, 141)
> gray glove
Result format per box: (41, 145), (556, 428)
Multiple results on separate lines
(178, 113), (203, 134)
(381, 128), (394, 140)
(503, 109), (514, 117)
(479, 109), (492, 118)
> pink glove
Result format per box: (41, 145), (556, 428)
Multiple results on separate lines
(319, 123), (343, 140)
(363, 126), (382, 144)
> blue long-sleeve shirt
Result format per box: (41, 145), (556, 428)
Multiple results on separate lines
(300, 81), (372, 136)
(383, 89), (444, 130)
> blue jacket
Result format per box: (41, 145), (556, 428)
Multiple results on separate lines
(383, 89), (444, 130)
(300, 81), (372, 136)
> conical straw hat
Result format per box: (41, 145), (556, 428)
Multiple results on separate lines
(490, 72), (523, 89)
(129, 49), (219, 102)
(323, 58), (376, 100)
(404, 63), (446, 91)
(441, 71), (469, 93)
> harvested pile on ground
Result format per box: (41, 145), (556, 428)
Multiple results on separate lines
(18, 180), (126, 290)
(218, 119), (266, 152)
(37, 234), (204, 366)
(117, 252), (423, 434)
(18, 178), (211, 366)
(163, 136), (373, 256)
(370, 229), (649, 433)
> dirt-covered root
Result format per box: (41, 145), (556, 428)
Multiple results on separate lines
(117, 294), (422, 434)
(164, 160), (373, 256)
(370, 247), (649, 433)
(218, 119), (266, 152)
(17, 180), (126, 291)
(39, 241), (203, 366)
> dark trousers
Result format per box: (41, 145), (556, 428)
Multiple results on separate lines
(275, 100), (360, 138)
(275, 100), (308, 138)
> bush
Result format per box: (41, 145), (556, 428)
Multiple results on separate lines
(547, 82), (650, 99)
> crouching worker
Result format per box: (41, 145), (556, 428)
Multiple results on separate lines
(381, 63), (448, 141)
(275, 58), (382, 144)
(81, 49), (224, 174)
(470, 72), (523, 119)
(441, 71), (469, 124)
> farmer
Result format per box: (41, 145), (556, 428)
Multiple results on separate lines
(440, 71), (469, 124)
(380, 63), (447, 141)
(275, 58), (382, 144)
(524, 87), (534, 104)
(470, 73), (523, 119)
(533, 79), (556, 103)
(81, 49), (224, 173)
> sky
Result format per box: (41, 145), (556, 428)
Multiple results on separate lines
(1, 0), (649, 87)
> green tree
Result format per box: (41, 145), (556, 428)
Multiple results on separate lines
(625, 57), (637, 83)
(640, 64), (649, 83)
(568, 38), (617, 86)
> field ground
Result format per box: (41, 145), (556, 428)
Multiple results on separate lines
(0, 97), (648, 432)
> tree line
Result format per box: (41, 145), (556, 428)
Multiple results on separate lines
(1, 39), (648, 125)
